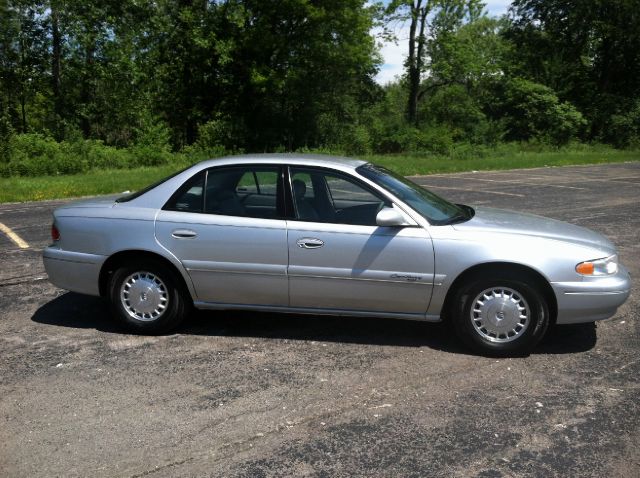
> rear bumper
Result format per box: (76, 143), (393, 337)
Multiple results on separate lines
(43, 247), (106, 296)
(552, 265), (631, 324)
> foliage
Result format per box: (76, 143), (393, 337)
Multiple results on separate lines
(0, 133), (180, 177)
(0, 0), (638, 174)
(339, 124), (373, 156)
(421, 85), (488, 142)
(605, 100), (640, 149)
(507, 0), (640, 139)
(499, 78), (586, 145)
(379, 0), (485, 124)
(0, 0), (379, 152)
(0, 104), (14, 163)
(193, 116), (237, 152)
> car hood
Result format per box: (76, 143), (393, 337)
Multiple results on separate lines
(452, 206), (615, 253)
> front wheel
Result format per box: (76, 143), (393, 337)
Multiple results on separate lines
(451, 278), (549, 357)
(109, 260), (191, 334)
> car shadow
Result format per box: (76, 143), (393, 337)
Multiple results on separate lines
(31, 292), (121, 333)
(537, 322), (598, 354)
(32, 292), (597, 355)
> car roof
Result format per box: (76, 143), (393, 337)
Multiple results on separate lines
(194, 153), (368, 170)
(118, 153), (370, 209)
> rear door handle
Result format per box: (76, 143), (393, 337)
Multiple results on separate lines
(172, 229), (198, 239)
(297, 238), (324, 249)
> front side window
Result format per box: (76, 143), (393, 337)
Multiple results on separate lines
(290, 167), (388, 226)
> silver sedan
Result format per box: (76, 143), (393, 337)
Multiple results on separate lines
(43, 154), (631, 356)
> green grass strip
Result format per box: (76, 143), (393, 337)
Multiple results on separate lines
(1, 149), (638, 203)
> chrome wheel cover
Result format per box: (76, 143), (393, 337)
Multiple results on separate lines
(120, 271), (169, 322)
(470, 287), (530, 343)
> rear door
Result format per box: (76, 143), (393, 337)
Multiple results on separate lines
(155, 165), (289, 306)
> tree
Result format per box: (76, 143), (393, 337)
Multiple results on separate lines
(507, 0), (640, 140)
(500, 78), (586, 144)
(219, 0), (380, 150)
(0, 100), (14, 163)
(0, 1), (47, 134)
(50, 0), (62, 136)
(381, 0), (484, 124)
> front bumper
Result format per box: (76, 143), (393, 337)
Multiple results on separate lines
(551, 265), (631, 324)
(43, 247), (106, 296)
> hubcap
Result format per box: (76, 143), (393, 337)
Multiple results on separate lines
(120, 271), (168, 322)
(470, 287), (530, 343)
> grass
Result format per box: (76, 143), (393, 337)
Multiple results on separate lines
(367, 147), (640, 176)
(0, 164), (183, 203)
(1, 146), (638, 203)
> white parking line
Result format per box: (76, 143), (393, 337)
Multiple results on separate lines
(0, 222), (29, 249)
(465, 177), (586, 190)
(418, 184), (525, 197)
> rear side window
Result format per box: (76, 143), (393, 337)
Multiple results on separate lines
(163, 171), (205, 212)
(164, 165), (282, 219)
(204, 166), (280, 219)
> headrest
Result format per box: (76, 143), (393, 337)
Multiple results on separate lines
(292, 179), (306, 199)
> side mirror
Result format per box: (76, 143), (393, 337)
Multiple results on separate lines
(376, 207), (406, 227)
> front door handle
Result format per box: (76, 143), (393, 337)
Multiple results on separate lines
(297, 238), (324, 249)
(172, 229), (198, 239)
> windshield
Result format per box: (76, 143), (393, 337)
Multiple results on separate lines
(357, 163), (471, 225)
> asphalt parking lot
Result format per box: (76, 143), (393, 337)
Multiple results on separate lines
(0, 162), (638, 477)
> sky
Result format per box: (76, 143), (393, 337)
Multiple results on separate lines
(374, 1), (512, 84)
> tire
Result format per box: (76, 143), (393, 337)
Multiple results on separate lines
(108, 259), (191, 334)
(451, 277), (549, 357)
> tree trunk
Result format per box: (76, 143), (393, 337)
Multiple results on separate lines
(406, 1), (420, 124)
(20, 95), (26, 133)
(406, 1), (429, 125)
(80, 43), (94, 138)
(51, 2), (62, 137)
(19, 32), (27, 133)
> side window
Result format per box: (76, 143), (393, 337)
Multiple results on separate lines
(290, 167), (387, 226)
(204, 166), (280, 219)
(325, 175), (380, 206)
(290, 172), (315, 199)
(163, 171), (205, 212)
(255, 171), (278, 197)
(235, 172), (258, 194)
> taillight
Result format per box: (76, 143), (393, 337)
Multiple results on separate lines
(51, 223), (60, 242)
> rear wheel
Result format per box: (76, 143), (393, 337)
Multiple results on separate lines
(109, 260), (190, 334)
(452, 277), (549, 356)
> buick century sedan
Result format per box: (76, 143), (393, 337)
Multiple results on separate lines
(43, 154), (631, 356)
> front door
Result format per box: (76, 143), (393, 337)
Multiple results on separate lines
(286, 167), (435, 315)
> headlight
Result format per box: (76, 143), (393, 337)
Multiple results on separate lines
(576, 255), (618, 276)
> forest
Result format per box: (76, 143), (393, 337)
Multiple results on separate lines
(1, 0), (639, 179)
